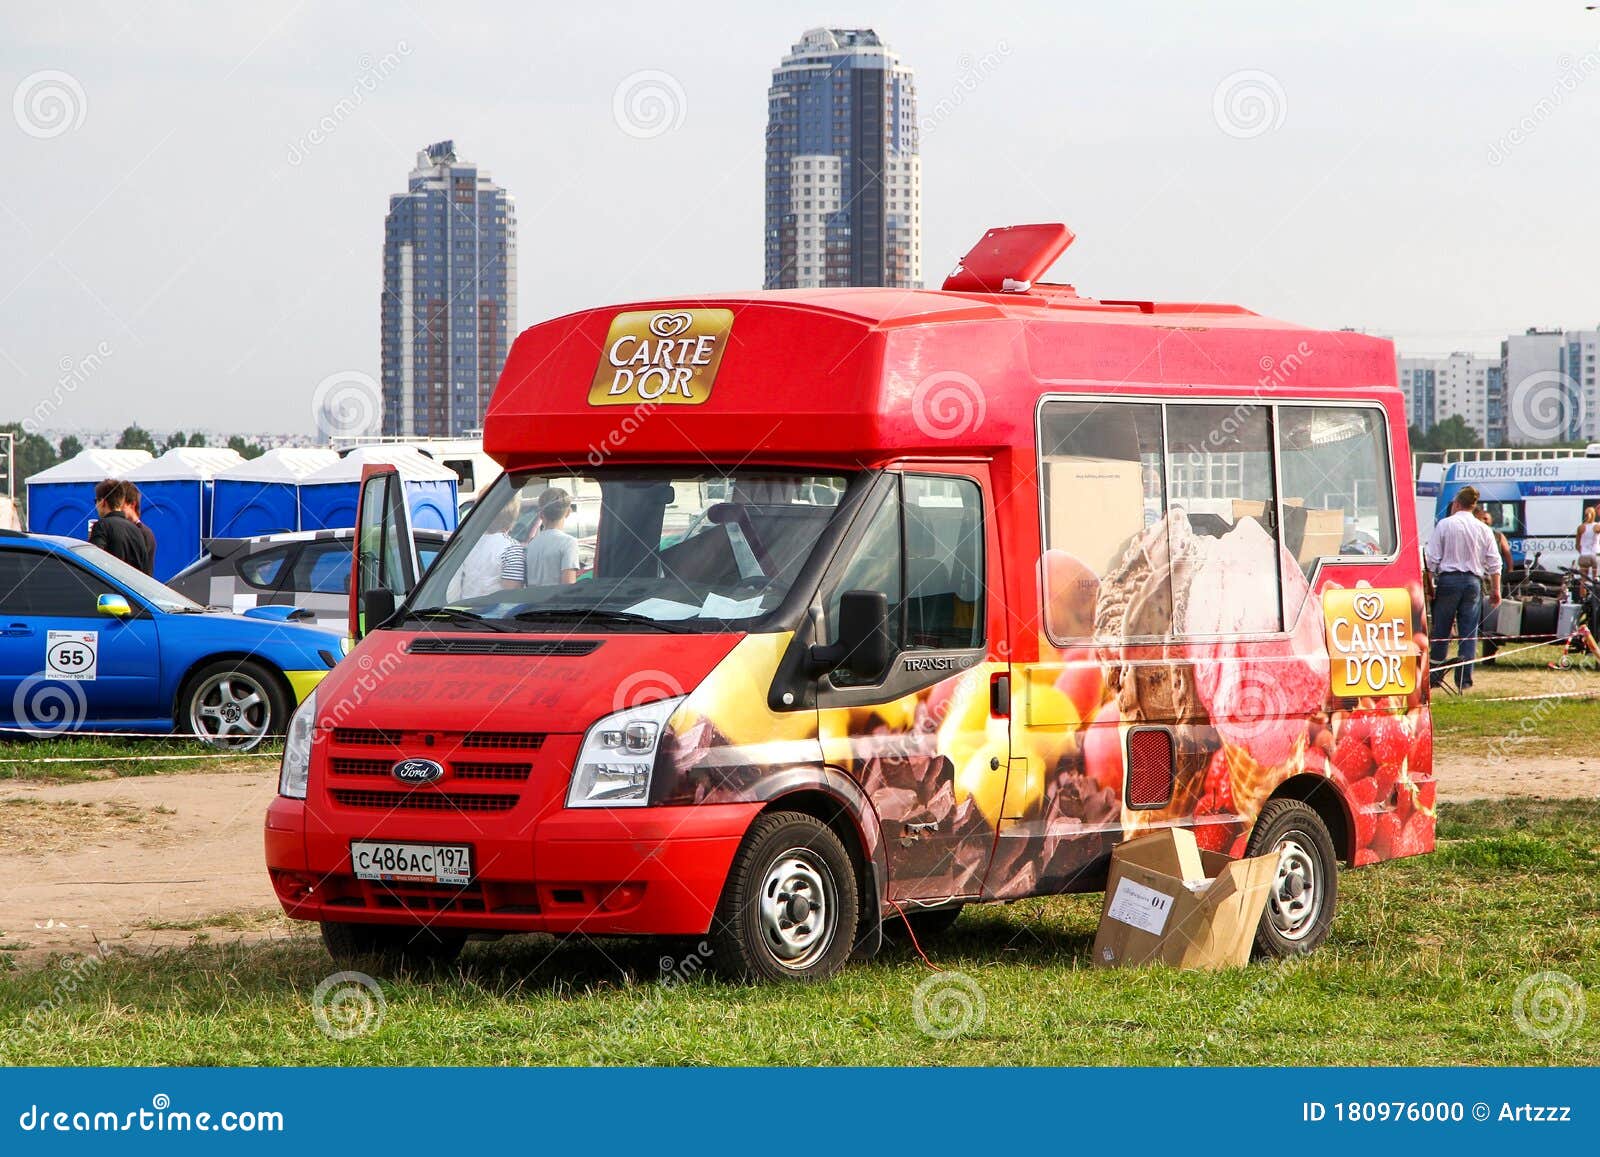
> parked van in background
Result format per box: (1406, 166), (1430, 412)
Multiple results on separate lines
(267, 224), (1434, 981)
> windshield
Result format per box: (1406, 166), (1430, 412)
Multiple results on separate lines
(68, 543), (204, 613)
(406, 469), (852, 630)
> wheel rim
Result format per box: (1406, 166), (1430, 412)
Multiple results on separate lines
(189, 671), (271, 750)
(1269, 835), (1320, 941)
(757, 848), (837, 970)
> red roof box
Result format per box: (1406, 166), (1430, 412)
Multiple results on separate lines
(942, 223), (1075, 294)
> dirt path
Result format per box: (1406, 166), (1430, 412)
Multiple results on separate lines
(1, 754), (1593, 971)
(1436, 755), (1597, 802)
(0, 769), (298, 968)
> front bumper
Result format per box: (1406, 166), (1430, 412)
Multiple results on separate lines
(265, 796), (759, 936)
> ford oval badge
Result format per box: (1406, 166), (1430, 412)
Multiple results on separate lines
(392, 757), (445, 785)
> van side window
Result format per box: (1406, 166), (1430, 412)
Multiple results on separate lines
(1277, 407), (1396, 572)
(904, 475), (984, 650)
(1164, 403), (1283, 635)
(1038, 402), (1167, 640)
(823, 486), (903, 683)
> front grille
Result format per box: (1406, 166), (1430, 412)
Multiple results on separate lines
(460, 731), (545, 750)
(332, 728), (403, 746)
(330, 758), (389, 777)
(452, 762), (532, 781)
(405, 638), (602, 657)
(330, 789), (519, 813)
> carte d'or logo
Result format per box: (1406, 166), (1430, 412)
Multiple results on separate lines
(1323, 587), (1417, 698)
(588, 308), (733, 406)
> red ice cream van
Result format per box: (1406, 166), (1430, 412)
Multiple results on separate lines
(266, 223), (1434, 981)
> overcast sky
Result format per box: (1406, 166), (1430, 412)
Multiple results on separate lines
(3, 0), (1598, 436)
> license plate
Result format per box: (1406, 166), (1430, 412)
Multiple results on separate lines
(350, 841), (472, 886)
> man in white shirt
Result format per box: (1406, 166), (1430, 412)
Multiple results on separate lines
(1424, 485), (1502, 691)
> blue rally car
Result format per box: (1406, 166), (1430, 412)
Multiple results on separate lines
(0, 530), (343, 749)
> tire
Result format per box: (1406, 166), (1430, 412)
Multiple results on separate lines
(885, 903), (965, 941)
(320, 921), (465, 970)
(1246, 799), (1339, 959)
(708, 811), (860, 983)
(181, 658), (291, 751)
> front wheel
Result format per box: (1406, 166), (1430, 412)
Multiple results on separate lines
(708, 811), (859, 983)
(181, 659), (290, 751)
(1246, 799), (1339, 958)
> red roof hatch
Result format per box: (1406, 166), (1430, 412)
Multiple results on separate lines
(942, 223), (1075, 294)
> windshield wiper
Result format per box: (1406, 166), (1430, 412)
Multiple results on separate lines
(400, 606), (520, 633)
(511, 608), (691, 633)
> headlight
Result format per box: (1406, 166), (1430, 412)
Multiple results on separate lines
(278, 689), (318, 799)
(567, 696), (684, 808)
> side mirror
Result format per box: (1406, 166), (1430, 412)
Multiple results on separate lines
(360, 588), (397, 635)
(96, 593), (132, 618)
(809, 589), (892, 680)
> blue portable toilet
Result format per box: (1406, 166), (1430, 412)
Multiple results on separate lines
(211, 447), (339, 537)
(298, 446), (459, 533)
(122, 447), (243, 580)
(24, 448), (153, 539)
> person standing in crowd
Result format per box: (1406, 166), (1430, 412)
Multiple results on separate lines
(1425, 485), (1502, 692)
(1476, 507), (1512, 583)
(500, 487), (580, 587)
(448, 499), (521, 600)
(89, 479), (153, 575)
(122, 483), (158, 574)
(1576, 506), (1599, 578)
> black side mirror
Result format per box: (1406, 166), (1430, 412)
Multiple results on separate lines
(361, 588), (397, 634)
(809, 589), (892, 680)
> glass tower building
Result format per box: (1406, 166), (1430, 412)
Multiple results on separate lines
(764, 28), (920, 291)
(381, 141), (517, 437)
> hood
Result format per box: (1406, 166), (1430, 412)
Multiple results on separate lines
(314, 628), (746, 734)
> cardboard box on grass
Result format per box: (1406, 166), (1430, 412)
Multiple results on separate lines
(1092, 827), (1281, 971)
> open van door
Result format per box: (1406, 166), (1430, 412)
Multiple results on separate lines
(349, 463), (421, 640)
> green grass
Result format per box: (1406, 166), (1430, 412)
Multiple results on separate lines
(2, 799), (1596, 1066)
(0, 735), (280, 783)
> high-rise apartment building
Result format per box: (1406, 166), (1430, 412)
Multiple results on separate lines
(381, 141), (517, 437)
(765, 28), (920, 290)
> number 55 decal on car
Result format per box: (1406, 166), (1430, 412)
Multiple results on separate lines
(45, 631), (98, 681)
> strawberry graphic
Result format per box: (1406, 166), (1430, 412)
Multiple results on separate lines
(1332, 735), (1375, 780)
(1394, 813), (1432, 858)
(1409, 713), (1433, 775)
(1370, 812), (1402, 859)
(1192, 818), (1229, 853)
(1203, 750), (1235, 812)
(1353, 802), (1377, 851)
(1368, 713), (1410, 766)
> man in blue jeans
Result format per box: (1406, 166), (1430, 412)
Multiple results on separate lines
(1425, 485), (1503, 691)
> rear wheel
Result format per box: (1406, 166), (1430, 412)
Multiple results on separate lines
(1246, 799), (1339, 958)
(320, 921), (465, 970)
(181, 659), (290, 751)
(708, 811), (859, 983)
